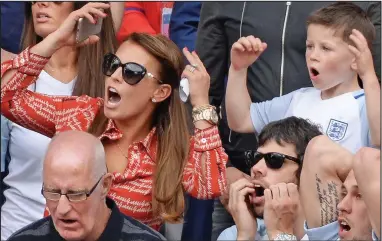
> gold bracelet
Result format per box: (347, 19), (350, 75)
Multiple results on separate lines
(192, 104), (216, 113)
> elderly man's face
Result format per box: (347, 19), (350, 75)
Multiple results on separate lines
(43, 153), (104, 241)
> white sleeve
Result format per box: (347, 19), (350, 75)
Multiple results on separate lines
(217, 225), (238, 241)
(250, 90), (297, 134)
(303, 221), (339, 241)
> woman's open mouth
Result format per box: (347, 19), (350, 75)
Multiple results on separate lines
(107, 87), (121, 106)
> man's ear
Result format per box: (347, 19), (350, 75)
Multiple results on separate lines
(101, 173), (113, 198)
(152, 84), (172, 103)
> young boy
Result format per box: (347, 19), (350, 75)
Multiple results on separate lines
(225, 2), (380, 153)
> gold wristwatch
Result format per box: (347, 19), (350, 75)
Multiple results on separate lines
(192, 105), (219, 125)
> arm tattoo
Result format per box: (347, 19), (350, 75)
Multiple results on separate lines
(315, 174), (340, 226)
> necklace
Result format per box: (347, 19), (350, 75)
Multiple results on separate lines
(117, 142), (128, 159)
(44, 63), (55, 73)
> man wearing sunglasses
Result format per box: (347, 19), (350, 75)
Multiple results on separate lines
(299, 135), (380, 241)
(217, 116), (322, 240)
(7, 131), (165, 241)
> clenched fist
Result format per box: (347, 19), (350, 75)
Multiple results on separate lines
(230, 36), (267, 71)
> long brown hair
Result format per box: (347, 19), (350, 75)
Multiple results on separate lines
(89, 33), (191, 222)
(22, 2), (118, 98)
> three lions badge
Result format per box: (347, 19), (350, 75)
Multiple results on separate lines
(326, 119), (348, 141)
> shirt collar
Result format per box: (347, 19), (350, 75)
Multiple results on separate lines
(99, 119), (158, 159)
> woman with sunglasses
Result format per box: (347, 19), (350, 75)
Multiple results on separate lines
(1, 1), (227, 232)
(0, 2), (123, 240)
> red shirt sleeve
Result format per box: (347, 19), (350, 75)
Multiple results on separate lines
(1, 47), (103, 138)
(182, 126), (228, 199)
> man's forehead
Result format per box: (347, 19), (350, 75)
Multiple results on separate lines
(257, 140), (297, 157)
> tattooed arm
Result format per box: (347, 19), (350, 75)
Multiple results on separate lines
(299, 135), (353, 229)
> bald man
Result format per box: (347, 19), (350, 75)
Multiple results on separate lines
(7, 131), (166, 241)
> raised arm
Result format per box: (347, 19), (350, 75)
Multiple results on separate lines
(180, 48), (227, 199)
(1, 48), (102, 138)
(366, 2), (381, 81)
(299, 135), (353, 240)
(1, 3), (108, 137)
(349, 29), (380, 147)
(353, 147), (380, 239)
(225, 36), (267, 133)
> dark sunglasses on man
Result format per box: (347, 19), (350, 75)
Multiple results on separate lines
(244, 150), (301, 170)
(102, 53), (163, 85)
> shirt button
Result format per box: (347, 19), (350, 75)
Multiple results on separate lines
(201, 138), (207, 143)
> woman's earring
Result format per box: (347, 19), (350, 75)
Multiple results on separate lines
(152, 98), (156, 103)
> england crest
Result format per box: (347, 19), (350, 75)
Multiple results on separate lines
(326, 119), (348, 141)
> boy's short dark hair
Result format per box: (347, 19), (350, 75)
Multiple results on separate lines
(258, 116), (322, 179)
(307, 2), (375, 50)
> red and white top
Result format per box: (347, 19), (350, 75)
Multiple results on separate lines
(1, 47), (227, 230)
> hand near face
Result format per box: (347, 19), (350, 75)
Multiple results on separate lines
(51, 2), (110, 49)
(181, 47), (210, 107)
(230, 36), (267, 71)
(263, 183), (299, 239)
(228, 178), (257, 240)
(220, 167), (251, 212)
(348, 29), (376, 80)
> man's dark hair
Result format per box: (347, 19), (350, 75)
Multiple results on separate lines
(258, 116), (322, 179)
(306, 2), (375, 51)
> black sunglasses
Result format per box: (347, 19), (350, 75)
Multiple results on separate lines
(245, 150), (301, 170)
(102, 53), (162, 85)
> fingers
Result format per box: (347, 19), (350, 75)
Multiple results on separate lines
(86, 2), (111, 10)
(348, 45), (361, 58)
(287, 183), (299, 203)
(229, 178), (255, 204)
(278, 183), (289, 198)
(182, 47), (197, 67)
(88, 7), (108, 19)
(270, 185), (280, 200)
(191, 51), (207, 73)
(82, 12), (96, 24)
(232, 41), (245, 52)
(75, 3), (109, 24)
(264, 188), (272, 203)
(237, 36), (267, 52)
(349, 29), (368, 53)
(77, 35), (100, 47)
(239, 37), (253, 51)
(267, 183), (298, 200)
(181, 64), (195, 79)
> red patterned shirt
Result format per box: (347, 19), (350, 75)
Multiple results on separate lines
(1, 47), (227, 230)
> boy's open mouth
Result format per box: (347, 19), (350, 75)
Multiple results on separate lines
(310, 67), (320, 77)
